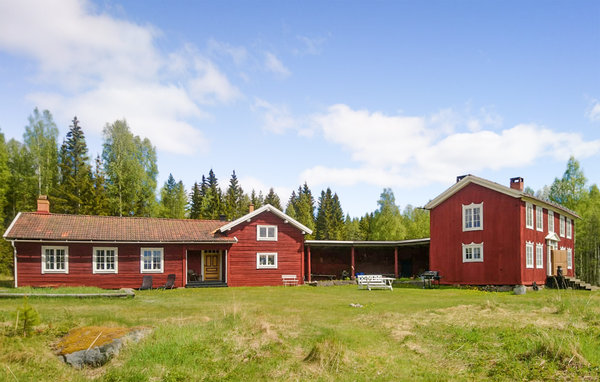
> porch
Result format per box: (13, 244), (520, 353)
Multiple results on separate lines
(185, 247), (231, 287)
(304, 239), (430, 281)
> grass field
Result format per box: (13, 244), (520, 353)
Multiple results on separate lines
(1, 279), (599, 381)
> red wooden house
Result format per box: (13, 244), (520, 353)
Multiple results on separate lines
(425, 175), (579, 286)
(3, 198), (312, 288)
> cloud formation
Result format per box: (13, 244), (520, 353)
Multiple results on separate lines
(264, 52), (291, 77)
(588, 99), (600, 122)
(302, 104), (600, 188)
(0, 0), (239, 154)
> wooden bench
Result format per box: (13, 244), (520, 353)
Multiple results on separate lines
(357, 275), (393, 291)
(282, 274), (299, 286)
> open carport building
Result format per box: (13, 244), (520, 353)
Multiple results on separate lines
(304, 238), (430, 281)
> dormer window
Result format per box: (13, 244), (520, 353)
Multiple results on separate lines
(257, 225), (278, 241)
(462, 203), (483, 231)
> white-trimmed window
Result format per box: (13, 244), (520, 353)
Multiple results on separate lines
(42, 246), (69, 274)
(559, 215), (565, 237)
(256, 252), (278, 269)
(567, 248), (573, 269)
(141, 248), (164, 273)
(526, 242), (534, 268)
(257, 225), (278, 241)
(566, 218), (572, 239)
(462, 243), (483, 263)
(93, 247), (118, 274)
(462, 203), (483, 231)
(525, 203), (534, 229)
(548, 211), (554, 233)
(536, 243), (544, 269)
(536, 206), (543, 232)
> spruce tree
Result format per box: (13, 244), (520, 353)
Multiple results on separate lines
(52, 117), (94, 214)
(200, 169), (223, 219)
(315, 188), (345, 240)
(224, 170), (245, 219)
(264, 188), (282, 210)
(159, 173), (187, 219)
(189, 182), (202, 219)
(90, 155), (110, 215)
(250, 189), (264, 209)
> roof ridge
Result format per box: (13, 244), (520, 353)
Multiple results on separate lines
(19, 211), (224, 223)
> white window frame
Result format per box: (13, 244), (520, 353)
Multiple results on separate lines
(548, 211), (554, 233)
(559, 215), (565, 237)
(536, 206), (543, 232)
(256, 252), (278, 269)
(462, 202), (483, 232)
(462, 242), (483, 263)
(93, 247), (118, 274)
(535, 243), (544, 269)
(525, 242), (534, 269)
(41, 246), (69, 274)
(566, 219), (572, 239)
(140, 248), (164, 273)
(525, 203), (534, 230)
(567, 248), (572, 270)
(257, 225), (278, 241)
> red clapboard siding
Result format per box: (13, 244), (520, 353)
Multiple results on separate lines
(224, 211), (305, 287)
(430, 183), (522, 285)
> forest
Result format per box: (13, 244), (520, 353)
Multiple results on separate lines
(0, 108), (598, 286)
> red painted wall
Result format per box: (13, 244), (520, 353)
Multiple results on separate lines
(224, 211), (305, 287)
(430, 183), (522, 285)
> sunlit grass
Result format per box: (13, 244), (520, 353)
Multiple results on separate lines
(0, 283), (598, 381)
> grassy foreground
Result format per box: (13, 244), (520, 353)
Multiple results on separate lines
(0, 282), (599, 381)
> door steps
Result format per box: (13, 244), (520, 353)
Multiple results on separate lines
(185, 281), (228, 288)
(563, 276), (599, 291)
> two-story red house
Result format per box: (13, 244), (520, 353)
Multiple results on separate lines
(3, 199), (312, 288)
(425, 175), (579, 286)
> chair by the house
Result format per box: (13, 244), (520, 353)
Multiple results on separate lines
(158, 274), (176, 290)
(140, 275), (153, 290)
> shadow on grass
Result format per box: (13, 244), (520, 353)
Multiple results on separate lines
(0, 274), (15, 288)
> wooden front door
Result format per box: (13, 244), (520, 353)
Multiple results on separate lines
(203, 251), (221, 281)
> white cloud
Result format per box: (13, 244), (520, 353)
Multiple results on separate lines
(252, 98), (296, 134)
(295, 35), (327, 55)
(207, 38), (247, 66)
(0, 0), (240, 154)
(264, 52), (291, 77)
(587, 99), (600, 122)
(302, 104), (600, 188)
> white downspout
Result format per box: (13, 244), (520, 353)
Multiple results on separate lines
(11, 240), (17, 288)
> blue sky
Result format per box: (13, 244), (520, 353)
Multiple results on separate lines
(0, 0), (599, 217)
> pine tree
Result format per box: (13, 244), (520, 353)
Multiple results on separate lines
(189, 182), (202, 219)
(224, 170), (246, 219)
(159, 174), (187, 219)
(264, 188), (282, 210)
(52, 117), (94, 214)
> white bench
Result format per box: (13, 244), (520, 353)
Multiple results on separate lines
(357, 275), (394, 291)
(282, 274), (299, 286)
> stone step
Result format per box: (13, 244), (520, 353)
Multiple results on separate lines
(185, 281), (228, 288)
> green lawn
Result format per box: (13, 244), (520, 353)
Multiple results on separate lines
(1, 281), (599, 381)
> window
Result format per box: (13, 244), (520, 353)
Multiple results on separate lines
(567, 248), (572, 269)
(42, 246), (68, 274)
(526, 203), (534, 229)
(141, 248), (164, 273)
(526, 242), (534, 268)
(462, 203), (483, 231)
(462, 243), (483, 263)
(536, 206), (543, 232)
(566, 218), (572, 239)
(93, 247), (118, 274)
(548, 211), (554, 233)
(257, 225), (278, 241)
(559, 215), (565, 237)
(256, 253), (278, 269)
(536, 243), (544, 269)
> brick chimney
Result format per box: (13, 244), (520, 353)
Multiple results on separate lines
(249, 204), (255, 213)
(510, 177), (524, 191)
(36, 195), (50, 214)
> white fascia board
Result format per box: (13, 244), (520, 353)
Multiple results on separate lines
(520, 196), (580, 220)
(424, 175), (521, 210)
(218, 204), (313, 235)
(3, 212), (21, 239)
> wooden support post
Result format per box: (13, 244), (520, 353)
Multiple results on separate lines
(394, 247), (399, 278)
(307, 246), (312, 282)
(182, 247), (187, 288)
(351, 246), (355, 280)
(301, 243), (305, 283)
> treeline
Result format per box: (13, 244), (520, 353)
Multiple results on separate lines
(537, 157), (600, 286)
(0, 108), (429, 274)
